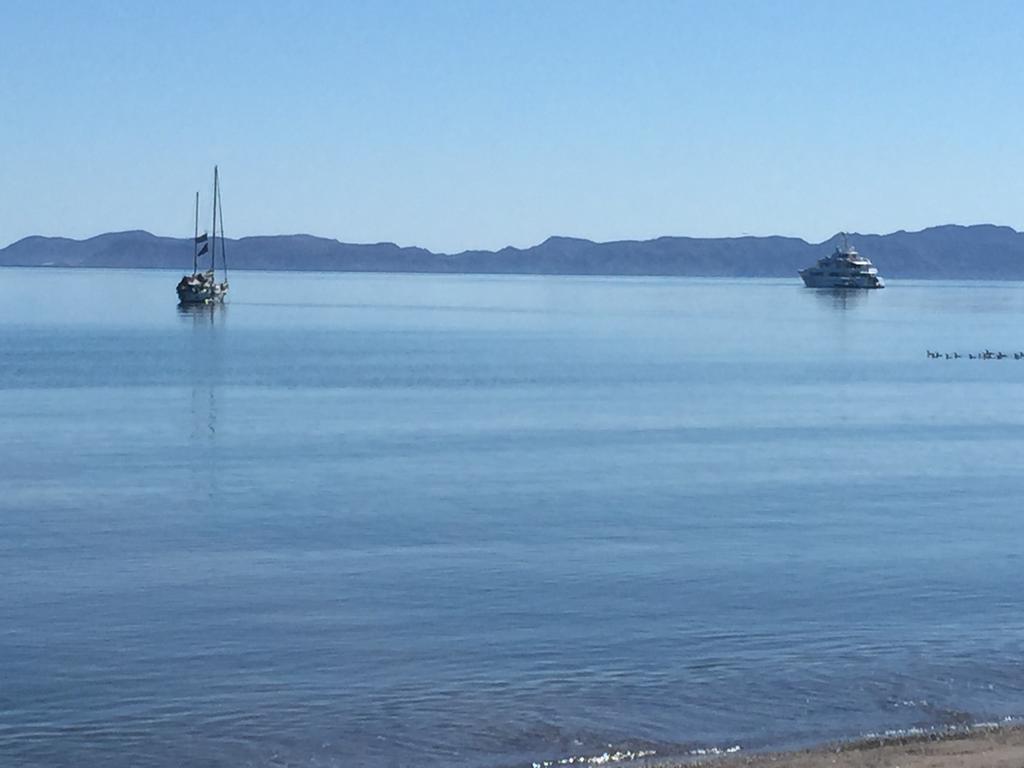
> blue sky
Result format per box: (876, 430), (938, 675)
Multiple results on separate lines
(2, 0), (1022, 252)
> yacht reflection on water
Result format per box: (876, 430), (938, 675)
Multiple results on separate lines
(813, 287), (872, 310)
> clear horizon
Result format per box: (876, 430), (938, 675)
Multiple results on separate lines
(4, 1), (1023, 252)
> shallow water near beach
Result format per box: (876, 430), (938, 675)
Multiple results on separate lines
(2, 268), (1024, 768)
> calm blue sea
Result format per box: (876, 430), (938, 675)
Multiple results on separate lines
(2, 268), (1024, 768)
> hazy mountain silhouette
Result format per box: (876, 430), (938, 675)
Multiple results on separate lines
(3, 224), (1024, 279)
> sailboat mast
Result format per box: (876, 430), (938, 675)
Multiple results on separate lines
(193, 192), (199, 274)
(210, 166), (218, 276)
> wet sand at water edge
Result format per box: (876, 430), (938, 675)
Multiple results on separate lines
(676, 725), (1024, 768)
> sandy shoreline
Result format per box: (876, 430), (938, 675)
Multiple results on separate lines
(663, 723), (1024, 768)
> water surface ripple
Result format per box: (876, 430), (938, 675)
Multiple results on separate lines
(2, 269), (1024, 767)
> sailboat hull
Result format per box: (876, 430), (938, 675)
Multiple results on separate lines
(176, 274), (228, 304)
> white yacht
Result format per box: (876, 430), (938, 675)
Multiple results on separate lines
(799, 235), (884, 289)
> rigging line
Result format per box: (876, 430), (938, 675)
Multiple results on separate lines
(217, 173), (228, 282)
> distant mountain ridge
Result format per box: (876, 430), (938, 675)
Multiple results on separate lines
(3, 224), (1024, 279)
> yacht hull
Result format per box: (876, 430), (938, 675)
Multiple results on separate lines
(800, 271), (884, 289)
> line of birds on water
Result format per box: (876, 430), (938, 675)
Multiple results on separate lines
(926, 350), (1024, 360)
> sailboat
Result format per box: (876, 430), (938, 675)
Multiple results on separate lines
(176, 166), (229, 304)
